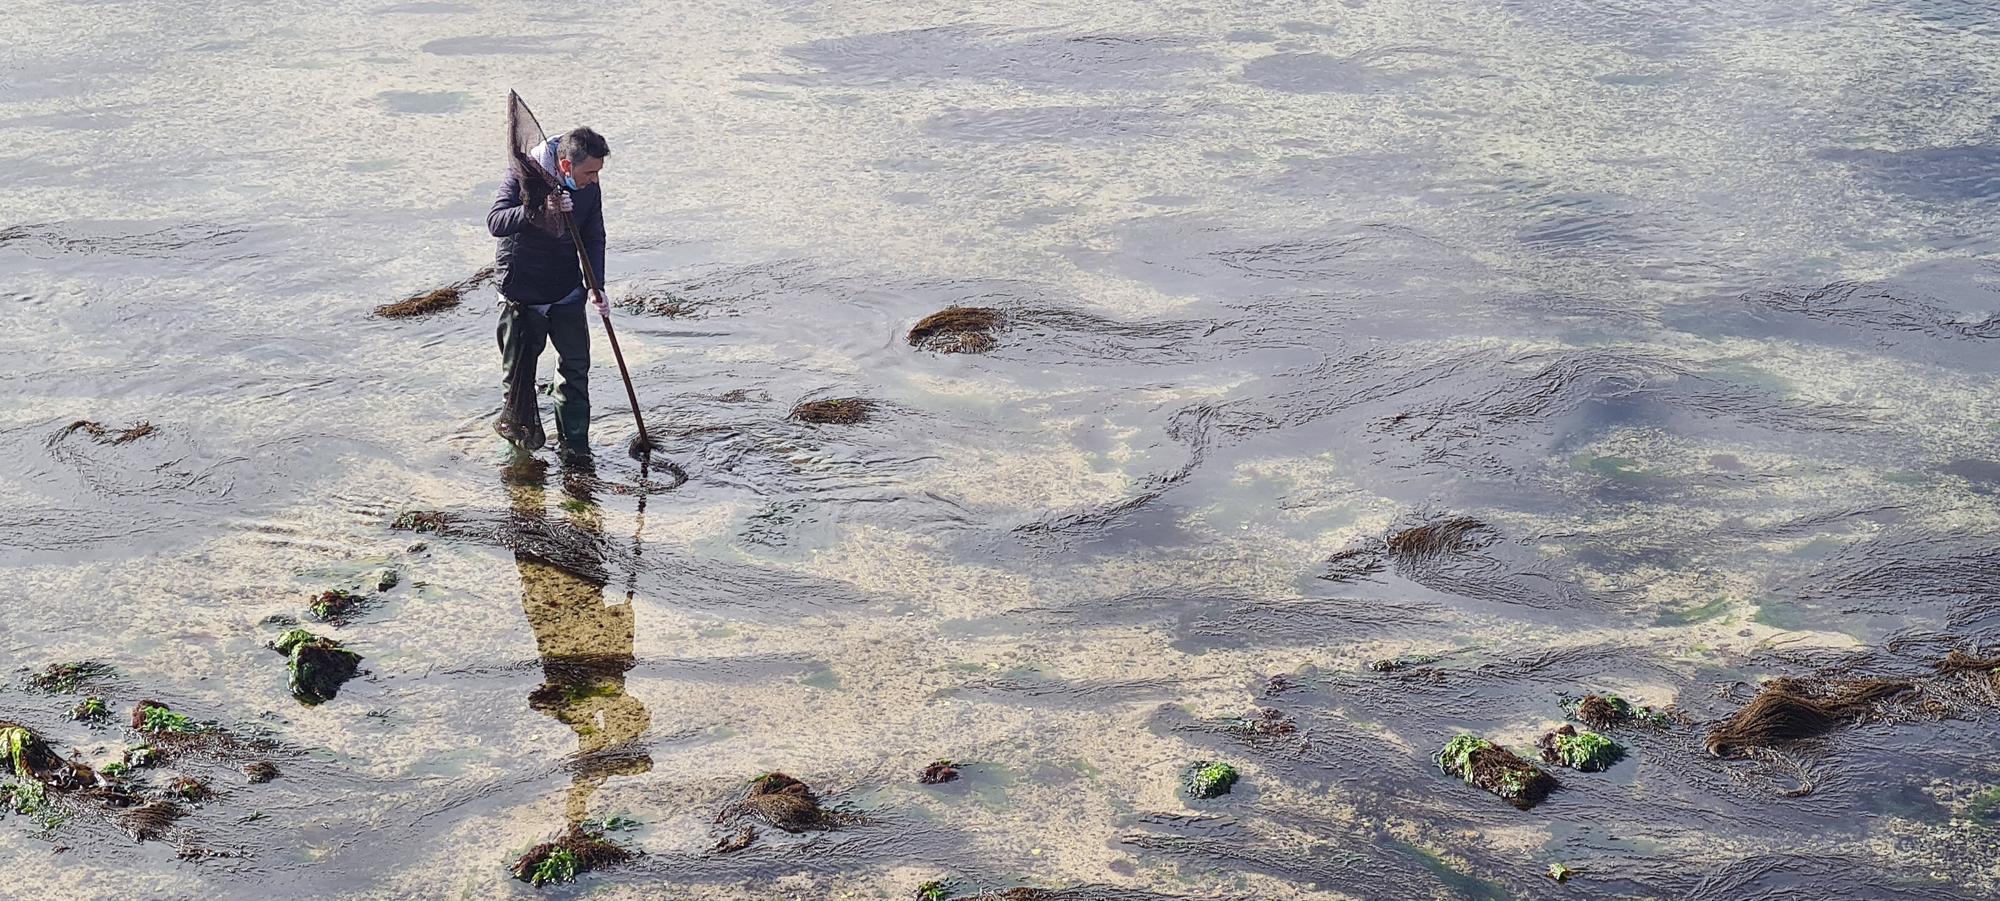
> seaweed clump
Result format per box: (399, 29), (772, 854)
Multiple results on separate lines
(0, 724), (64, 779)
(309, 589), (368, 623)
(391, 510), (449, 533)
(60, 420), (157, 445)
(1537, 724), (1624, 772)
(1227, 707), (1297, 736)
(1704, 677), (1912, 758)
(908, 306), (1002, 354)
(1437, 734), (1556, 809)
(242, 761), (280, 784)
(722, 772), (836, 833)
(791, 397), (876, 425)
(510, 822), (634, 887)
(919, 759), (960, 784)
(1180, 761), (1239, 800)
(67, 696), (111, 724)
(131, 701), (198, 734)
(374, 266), (496, 319)
(272, 629), (363, 706)
(26, 661), (113, 693)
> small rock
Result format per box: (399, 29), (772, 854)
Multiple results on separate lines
(919, 759), (960, 784)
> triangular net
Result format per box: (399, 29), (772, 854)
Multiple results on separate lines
(507, 91), (560, 223)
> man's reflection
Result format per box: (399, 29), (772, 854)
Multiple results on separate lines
(503, 455), (652, 825)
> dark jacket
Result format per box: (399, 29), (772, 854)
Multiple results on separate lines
(487, 136), (606, 305)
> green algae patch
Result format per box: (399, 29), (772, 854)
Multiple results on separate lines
(0, 779), (66, 830)
(916, 881), (951, 901)
(1436, 734), (1555, 809)
(510, 822), (634, 888)
(272, 629), (362, 706)
(26, 661), (113, 693)
(1180, 760), (1239, 800)
(1655, 595), (1733, 626)
(1537, 724), (1624, 771)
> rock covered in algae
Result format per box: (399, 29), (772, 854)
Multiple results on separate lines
(919, 759), (960, 784)
(390, 510), (449, 533)
(908, 306), (1003, 354)
(0, 723), (64, 779)
(1180, 760), (1240, 800)
(791, 397), (876, 424)
(1537, 724), (1623, 772)
(510, 822), (634, 887)
(722, 772), (837, 833)
(1437, 734), (1556, 809)
(272, 629), (362, 705)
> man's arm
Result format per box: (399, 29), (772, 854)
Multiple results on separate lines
(488, 168), (529, 237)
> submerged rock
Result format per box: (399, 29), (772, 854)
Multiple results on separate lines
(919, 759), (960, 784)
(791, 397), (876, 425)
(1704, 677), (1912, 758)
(25, 661), (113, 693)
(1437, 734), (1556, 809)
(242, 761), (280, 784)
(721, 772), (837, 833)
(908, 306), (1003, 354)
(1537, 724), (1624, 772)
(272, 629), (363, 706)
(1180, 761), (1239, 800)
(510, 822), (634, 887)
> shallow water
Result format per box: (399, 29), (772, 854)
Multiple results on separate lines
(3, 0), (2000, 898)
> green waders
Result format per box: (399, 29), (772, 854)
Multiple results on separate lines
(497, 298), (591, 459)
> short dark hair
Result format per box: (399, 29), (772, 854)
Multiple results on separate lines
(558, 127), (609, 165)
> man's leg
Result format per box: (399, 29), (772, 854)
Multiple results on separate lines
(547, 300), (593, 460)
(496, 301), (552, 450)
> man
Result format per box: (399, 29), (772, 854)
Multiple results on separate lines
(488, 126), (611, 465)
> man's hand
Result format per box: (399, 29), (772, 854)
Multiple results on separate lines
(589, 289), (610, 317)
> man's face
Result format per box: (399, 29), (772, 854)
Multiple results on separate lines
(557, 155), (605, 189)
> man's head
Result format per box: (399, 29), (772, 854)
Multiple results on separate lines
(555, 127), (609, 189)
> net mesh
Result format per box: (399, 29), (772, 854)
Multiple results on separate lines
(508, 90), (562, 232)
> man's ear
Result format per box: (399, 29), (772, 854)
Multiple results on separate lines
(557, 158), (572, 175)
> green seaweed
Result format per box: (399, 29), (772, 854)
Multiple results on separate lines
(1438, 734), (1491, 776)
(1552, 730), (1623, 771)
(1654, 595), (1733, 626)
(1963, 786), (2000, 823)
(124, 744), (157, 769)
(1548, 862), (1574, 882)
(520, 846), (578, 887)
(67, 696), (110, 724)
(1180, 760), (1239, 800)
(916, 881), (951, 901)
(1437, 734), (1556, 808)
(0, 779), (66, 829)
(140, 706), (197, 734)
(99, 762), (129, 778)
(0, 728), (34, 778)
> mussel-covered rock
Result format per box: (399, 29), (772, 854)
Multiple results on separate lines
(1437, 734), (1556, 809)
(272, 629), (363, 705)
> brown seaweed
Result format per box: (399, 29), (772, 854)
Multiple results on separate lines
(720, 772), (836, 833)
(1704, 677), (1913, 758)
(908, 306), (1003, 354)
(510, 822), (635, 887)
(374, 265), (497, 319)
(1437, 734), (1556, 809)
(919, 759), (960, 784)
(60, 420), (157, 445)
(791, 397), (876, 425)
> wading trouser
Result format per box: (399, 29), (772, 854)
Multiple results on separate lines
(497, 296), (591, 454)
